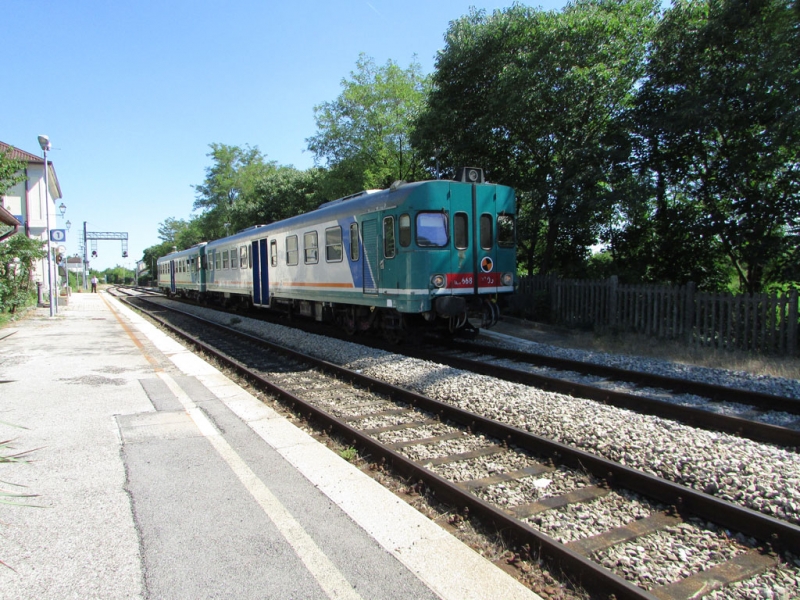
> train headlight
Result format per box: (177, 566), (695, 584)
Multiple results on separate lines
(501, 272), (513, 286)
(431, 274), (446, 289)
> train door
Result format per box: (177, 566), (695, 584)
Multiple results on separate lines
(251, 238), (269, 306)
(362, 219), (379, 294)
(169, 260), (176, 294)
(448, 182), (499, 294)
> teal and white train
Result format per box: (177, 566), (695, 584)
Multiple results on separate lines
(157, 168), (516, 339)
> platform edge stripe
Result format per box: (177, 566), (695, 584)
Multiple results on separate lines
(158, 372), (365, 600)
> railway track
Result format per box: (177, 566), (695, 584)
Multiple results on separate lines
(392, 339), (800, 450)
(114, 289), (800, 599)
(125, 286), (800, 451)
(140, 287), (800, 449)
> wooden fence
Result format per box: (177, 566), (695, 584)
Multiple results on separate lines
(510, 275), (799, 356)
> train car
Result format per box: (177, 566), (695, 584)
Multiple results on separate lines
(158, 168), (516, 339)
(203, 225), (266, 304)
(157, 243), (207, 299)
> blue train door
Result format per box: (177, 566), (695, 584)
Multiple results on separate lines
(169, 260), (176, 294)
(251, 238), (269, 306)
(362, 219), (379, 295)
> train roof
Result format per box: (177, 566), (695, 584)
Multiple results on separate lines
(164, 172), (513, 255)
(158, 243), (206, 262)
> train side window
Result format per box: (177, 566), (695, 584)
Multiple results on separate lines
(497, 214), (515, 247)
(231, 247), (239, 269)
(349, 223), (359, 261)
(454, 212), (468, 250)
(416, 212), (448, 247)
(215, 251), (221, 270)
(286, 236), (298, 266)
(399, 214), (411, 247)
(304, 231), (319, 264)
(270, 240), (278, 267)
(240, 245), (248, 269)
(383, 216), (395, 258)
(325, 226), (343, 262)
(480, 214), (493, 250)
(222, 250), (230, 269)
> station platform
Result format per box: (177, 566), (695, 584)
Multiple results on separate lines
(0, 291), (539, 600)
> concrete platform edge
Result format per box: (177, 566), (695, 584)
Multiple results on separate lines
(107, 294), (540, 600)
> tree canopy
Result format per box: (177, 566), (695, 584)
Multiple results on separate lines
(635, 0), (800, 292)
(414, 0), (660, 277)
(0, 147), (26, 198)
(307, 54), (431, 198)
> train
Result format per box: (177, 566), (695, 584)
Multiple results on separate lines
(156, 167), (516, 340)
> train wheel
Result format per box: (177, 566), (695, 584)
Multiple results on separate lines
(382, 312), (406, 344)
(341, 307), (357, 336)
(481, 299), (500, 328)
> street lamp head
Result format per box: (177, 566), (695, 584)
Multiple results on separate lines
(59, 203), (66, 217)
(66, 220), (72, 231)
(38, 135), (51, 152)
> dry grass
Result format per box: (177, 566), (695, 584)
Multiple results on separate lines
(546, 329), (800, 381)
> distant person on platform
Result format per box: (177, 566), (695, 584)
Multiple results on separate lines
(91, 276), (98, 293)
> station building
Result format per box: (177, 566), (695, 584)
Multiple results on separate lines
(0, 140), (64, 295)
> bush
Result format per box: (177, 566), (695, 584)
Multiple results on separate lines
(0, 235), (46, 314)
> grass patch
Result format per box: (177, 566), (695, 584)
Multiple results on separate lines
(551, 330), (800, 380)
(338, 446), (358, 462)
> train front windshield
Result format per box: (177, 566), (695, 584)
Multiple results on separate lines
(416, 212), (448, 247)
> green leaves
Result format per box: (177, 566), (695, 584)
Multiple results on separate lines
(307, 54), (431, 196)
(416, 0), (659, 276)
(638, 0), (800, 292)
(0, 234), (46, 314)
(0, 147), (26, 198)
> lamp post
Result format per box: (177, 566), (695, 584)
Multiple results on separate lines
(38, 135), (56, 317)
(59, 205), (67, 294)
(65, 220), (71, 289)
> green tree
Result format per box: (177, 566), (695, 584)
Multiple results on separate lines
(307, 54), (431, 198)
(99, 265), (134, 285)
(637, 0), (800, 292)
(0, 148), (39, 314)
(0, 234), (45, 313)
(192, 143), (274, 239)
(233, 166), (323, 227)
(0, 147), (26, 197)
(157, 217), (190, 245)
(141, 216), (200, 271)
(414, 0), (659, 276)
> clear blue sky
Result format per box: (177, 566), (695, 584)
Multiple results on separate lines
(3, 0), (565, 272)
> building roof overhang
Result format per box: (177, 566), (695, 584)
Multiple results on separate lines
(0, 203), (21, 243)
